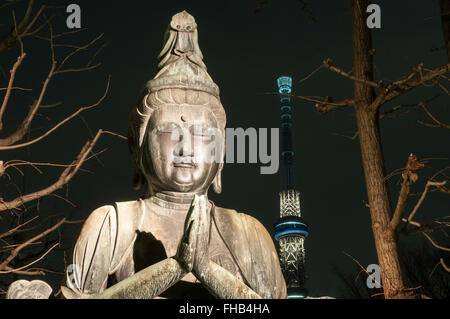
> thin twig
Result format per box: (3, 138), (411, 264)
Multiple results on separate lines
(0, 61), (57, 146)
(0, 52), (26, 130)
(0, 75), (110, 150)
(0, 216), (39, 239)
(422, 233), (450, 252)
(440, 258), (450, 272)
(322, 58), (381, 89)
(405, 180), (447, 225)
(0, 128), (120, 212)
(0, 243), (59, 274)
(342, 251), (383, 288)
(418, 102), (450, 129)
(0, 218), (65, 270)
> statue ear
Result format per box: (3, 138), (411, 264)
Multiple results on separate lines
(212, 163), (223, 194)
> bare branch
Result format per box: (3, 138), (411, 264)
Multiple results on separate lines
(20, 5), (49, 37)
(0, 60), (56, 146)
(390, 154), (424, 231)
(342, 251), (383, 288)
(315, 96), (355, 114)
(440, 258), (450, 272)
(322, 58), (381, 89)
(261, 91), (355, 114)
(436, 81), (450, 96)
(0, 0), (34, 52)
(0, 76), (110, 150)
(0, 1), (52, 53)
(56, 33), (104, 72)
(0, 52), (26, 130)
(53, 63), (101, 75)
(0, 129), (115, 212)
(375, 62), (450, 107)
(0, 216), (38, 240)
(405, 180), (448, 225)
(398, 219), (435, 238)
(0, 87), (32, 92)
(379, 95), (440, 121)
(331, 131), (359, 140)
(417, 102), (450, 129)
(0, 218), (65, 270)
(297, 64), (324, 85)
(0, 268), (44, 276)
(0, 243), (58, 274)
(422, 232), (450, 252)
(3, 148), (109, 174)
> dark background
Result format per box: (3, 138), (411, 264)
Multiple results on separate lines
(1, 0), (449, 298)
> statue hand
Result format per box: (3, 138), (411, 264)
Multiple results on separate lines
(193, 195), (210, 277)
(175, 195), (199, 273)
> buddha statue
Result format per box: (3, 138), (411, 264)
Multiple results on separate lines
(59, 10), (286, 299)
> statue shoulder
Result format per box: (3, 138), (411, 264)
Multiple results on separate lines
(76, 200), (144, 273)
(214, 206), (270, 238)
(76, 204), (117, 252)
(109, 199), (146, 272)
(213, 205), (287, 299)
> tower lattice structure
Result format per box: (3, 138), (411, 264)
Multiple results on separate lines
(273, 76), (309, 299)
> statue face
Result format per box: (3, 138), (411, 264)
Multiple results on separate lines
(145, 104), (222, 194)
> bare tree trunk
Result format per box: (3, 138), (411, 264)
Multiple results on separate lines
(351, 0), (411, 299)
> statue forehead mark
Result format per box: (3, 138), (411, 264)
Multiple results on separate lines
(150, 104), (217, 128)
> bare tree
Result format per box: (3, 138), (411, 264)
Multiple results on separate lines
(288, 0), (450, 298)
(335, 237), (450, 299)
(0, 1), (124, 296)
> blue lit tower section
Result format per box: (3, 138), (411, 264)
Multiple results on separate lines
(273, 76), (309, 299)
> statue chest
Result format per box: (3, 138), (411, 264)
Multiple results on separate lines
(112, 208), (245, 297)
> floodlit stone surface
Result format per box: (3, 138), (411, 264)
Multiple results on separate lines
(7, 280), (52, 299)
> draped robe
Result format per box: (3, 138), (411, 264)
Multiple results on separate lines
(63, 196), (287, 299)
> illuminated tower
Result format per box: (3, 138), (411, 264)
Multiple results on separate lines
(273, 76), (309, 299)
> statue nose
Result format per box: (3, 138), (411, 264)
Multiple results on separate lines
(176, 134), (194, 157)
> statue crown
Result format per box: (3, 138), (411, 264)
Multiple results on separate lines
(146, 10), (219, 98)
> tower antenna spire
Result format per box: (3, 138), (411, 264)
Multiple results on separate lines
(273, 76), (309, 299)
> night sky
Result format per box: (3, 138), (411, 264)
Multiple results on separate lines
(1, 0), (449, 298)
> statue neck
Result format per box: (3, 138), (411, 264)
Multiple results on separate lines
(150, 191), (207, 211)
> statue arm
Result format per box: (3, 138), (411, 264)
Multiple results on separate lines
(195, 261), (261, 299)
(92, 257), (185, 299)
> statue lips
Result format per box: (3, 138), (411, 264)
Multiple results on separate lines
(173, 158), (196, 169)
(174, 163), (195, 168)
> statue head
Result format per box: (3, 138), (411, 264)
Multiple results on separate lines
(128, 11), (226, 197)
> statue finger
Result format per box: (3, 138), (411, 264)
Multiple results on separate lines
(197, 195), (209, 236)
(184, 195), (199, 232)
(186, 219), (197, 247)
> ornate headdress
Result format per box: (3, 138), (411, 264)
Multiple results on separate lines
(128, 11), (226, 191)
